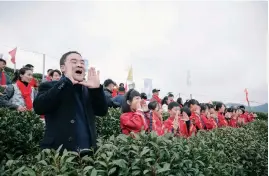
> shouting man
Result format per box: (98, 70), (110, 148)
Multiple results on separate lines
(33, 51), (108, 153)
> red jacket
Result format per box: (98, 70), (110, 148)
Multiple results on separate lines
(150, 94), (161, 104)
(164, 116), (196, 138)
(247, 113), (255, 122)
(217, 112), (228, 127)
(229, 117), (238, 128)
(120, 111), (148, 135)
(145, 112), (164, 136)
(29, 78), (38, 88)
(238, 114), (248, 124)
(190, 112), (204, 130)
(200, 113), (217, 130)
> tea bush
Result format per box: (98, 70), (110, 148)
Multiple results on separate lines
(0, 109), (44, 162)
(0, 108), (268, 175)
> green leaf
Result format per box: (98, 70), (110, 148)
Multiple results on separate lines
(12, 166), (25, 175)
(108, 167), (117, 175)
(140, 147), (150, 157)
(112, 159), (127, 168)
(38, 160), (48, 166)
(90, 168), (97, 176)
(83, 166), (93, 174)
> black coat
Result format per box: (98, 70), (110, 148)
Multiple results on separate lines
(33, 77), (108, 151)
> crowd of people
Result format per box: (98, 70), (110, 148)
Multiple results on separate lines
(0, 52), (257, 153)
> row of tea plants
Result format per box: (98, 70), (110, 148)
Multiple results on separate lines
(0, 108), (267, 176)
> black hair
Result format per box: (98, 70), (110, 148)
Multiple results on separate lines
(226, 107), (236, 113)
(215, 102), (224, 111)
(238, 105), (245, 110)
(121, 89), (141, 113)
(184, 99), (199, 108)
(140, 93), (147, 100)
(168, 102), (180, 110)
(207, 104), (214, 109)
(176, 97), (183, 105)
(49, 69), (62, 77)
(181, 106), (191, 117)
(0, 58), (6, 65)
(148, 101), (159, 111)
(12, 67), (32, 83)
(119, 83), (124, 87)
(24, 64), (34, 68)
(200, 103), (208, 113)
(238, 108), (245, 114)
(168, 93), (174, 98)
(47, 69), (53, 73)
(161, 96), (168, 105)
(104, 79), (116, 87)
(60, 51), (81, 66)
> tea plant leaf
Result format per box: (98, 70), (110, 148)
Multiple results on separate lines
(90, 168), (97, 176)
(108, 167), (117, 175)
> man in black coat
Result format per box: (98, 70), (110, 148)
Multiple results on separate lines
(33, 51), (108, 153)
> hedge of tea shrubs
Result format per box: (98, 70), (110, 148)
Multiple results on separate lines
(0, 108), (267, 176)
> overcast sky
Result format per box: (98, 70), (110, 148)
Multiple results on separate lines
(0, 1), (267, 105)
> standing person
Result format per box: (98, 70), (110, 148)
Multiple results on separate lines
(161, 96), (168, 113)
(176, 97), (184, 108)
(49, 69), (62, 81)
(120, 89), (148, 135)
(44, 69), (53, 82)
(33, 51), (108, 153)
(167, 93), (174, 104)
(207, 104), (219, 128)
(185, 99), (204, 131)
(140, 93), (149, 107)
(200, 103), (217, 130)
(103, 79), (120, 108)
(163, 102), (196, 138)
(216, 102), (228, 127)
(113, 87), (125, 107)
(147, 101), (164, 136)
(227, 107), (238, 128)
(0, 58), (11, 88)
(150, 89), (161, 104)
(24, 64), (39, 88)
(0, 67), (34, 111)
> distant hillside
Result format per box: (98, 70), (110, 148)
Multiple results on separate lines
(226, 103), (268, 113)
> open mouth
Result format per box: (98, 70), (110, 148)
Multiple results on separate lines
(75, 70), (83, 75)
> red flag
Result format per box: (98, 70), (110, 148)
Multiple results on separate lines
(244, 88), (249, 102)
(9, 47), (17, 64)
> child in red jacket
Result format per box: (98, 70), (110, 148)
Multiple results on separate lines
(184, 99), (204, 131)
(200, 104), (218, 130)
(147, 101), (164, 136)
(226, 107), (238, 128)
(120, 89), (148, 135)
(215, 102), (228, 127)
(164, 102), (196, 138)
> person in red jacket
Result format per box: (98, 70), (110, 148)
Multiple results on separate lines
(227, 107), (238, 128)
(200, 104), (217, 130)
(120, 89), (148, 135)
(215, 102), (228, 127)
(150, 89), (161, 104)
(164, 102), (196, 138)
(207, 104), (219, 127)
(185, 99), (204, 131)
(147, 101), (164, 136)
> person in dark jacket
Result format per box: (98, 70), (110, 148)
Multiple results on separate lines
(33, 51), (108, 153)
(113, 87), (125, 106)
(103, 79), (120, 108)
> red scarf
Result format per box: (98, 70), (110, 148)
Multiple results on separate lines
(152, 94), (161, 104)
(16, 80), (33, 110)
(1, 71), (6, 85)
